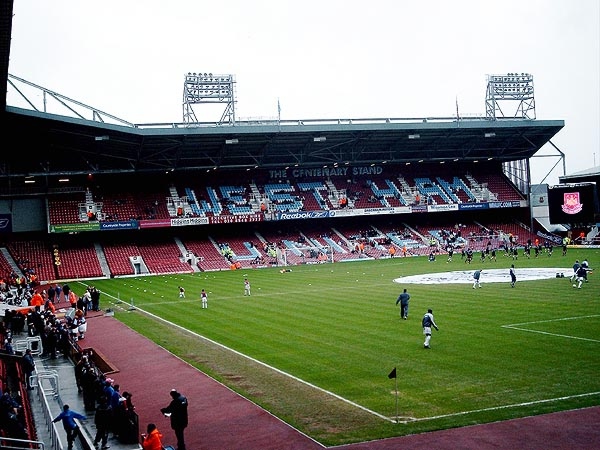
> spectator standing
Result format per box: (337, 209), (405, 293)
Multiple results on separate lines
(68, 290), (78, 310)
(93, 395), (112, 449)
(422, 309), (439, 349)
(3, 337), (15, 355)
(0, 386), (26, 439)
(201, 289), (208, 309)
(52, 404), (87, 450)
(55, 284), (62, 303)
(80, 360), (99, 411)
(80, 288), (92, 314)
(30, 290), (44, 308)
(141, 423), (164, 450)
(74, 355), (88, 393)
(395, 289), (410, 320)
(160, 389), (188, 450)
(75, 309), (87, 340)
(62, 283), (70, 305)
(90, 286), (101, 311)
(47, 284), (56, 303)
(22, 349), (36, 390)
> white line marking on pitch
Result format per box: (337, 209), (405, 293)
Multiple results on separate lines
(405, 391), (600, 423)
(503, 314), (600, 343)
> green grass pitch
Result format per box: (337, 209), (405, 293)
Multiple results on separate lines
(79, 248), (600, 445)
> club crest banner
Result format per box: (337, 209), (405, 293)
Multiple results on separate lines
(561, 192), (583, 214)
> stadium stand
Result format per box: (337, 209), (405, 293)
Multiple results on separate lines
(53, 242), (104, 280)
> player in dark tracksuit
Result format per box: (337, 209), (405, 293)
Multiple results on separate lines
(573, 266), (588, 289)
(509, 264), (516, 288)
(396, 289), (410, 320)
(570, 260), (581, 282)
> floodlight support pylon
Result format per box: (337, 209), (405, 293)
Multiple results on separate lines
(182, 72), (236, 126)
(485, 73), (536, 120)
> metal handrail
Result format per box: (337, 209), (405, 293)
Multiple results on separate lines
(34, 379), (66, 450)
(0, 436), (45, 450)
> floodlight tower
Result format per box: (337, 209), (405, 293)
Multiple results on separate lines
(485, 73), (536, 120)
(182, 73), (236, 125)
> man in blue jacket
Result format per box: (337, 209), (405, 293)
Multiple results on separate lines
(52, 404), (87, 450)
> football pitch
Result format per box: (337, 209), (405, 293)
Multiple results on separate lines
(81, 249), (600, 446)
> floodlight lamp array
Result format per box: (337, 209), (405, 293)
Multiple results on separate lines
(488, 73), (534, 95)
(184, 72), (234, 102)
(186, 73), (232, 83)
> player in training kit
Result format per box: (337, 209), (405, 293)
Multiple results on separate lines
(570, 260), (581, 282)
(509, 264), (516, 288)
(472, 269), (482, 289)
(422, 309), (439, 349)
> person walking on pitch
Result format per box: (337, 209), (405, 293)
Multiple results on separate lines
(422, 309), (439, 349)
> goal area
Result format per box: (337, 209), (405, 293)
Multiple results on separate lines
(277, 245), (334, 266)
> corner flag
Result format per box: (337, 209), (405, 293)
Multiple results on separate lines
(388, 367), (397, 379)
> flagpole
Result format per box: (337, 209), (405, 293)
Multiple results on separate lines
(455, 96), (460, 127)
(388, 366), (399, 423)
(394, 375), (398, 423)
(277, 97), (281, 129)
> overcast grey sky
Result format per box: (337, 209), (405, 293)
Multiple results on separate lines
(7, 0), (599, 185)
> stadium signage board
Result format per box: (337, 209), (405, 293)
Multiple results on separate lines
(410, 205), (428, 213)
(0, 214), (12, 233)
(535, 230), (562, 245)
(209, 215), (264, 224)
(362, 207), (396, 215)
(458, 203), (488, 210)
(171, 217), (210, 227)
(271, 165), (384, 180)
(488, 201), (522, 208)
(46, 200), (530, 233)
(327, 209), (355, 217)
(50, 222), (102, 233)
(100, 221), (139, 231)
(427, 204), (459, 212)
(276, 211), (329, 220)
(139, 219), (173, 229)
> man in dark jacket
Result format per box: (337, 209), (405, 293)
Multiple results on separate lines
(22, 349), (36, 390)
(395, 288), (410, 320)
(93, 395), (112, 449)
(160, 389), (188, 450)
